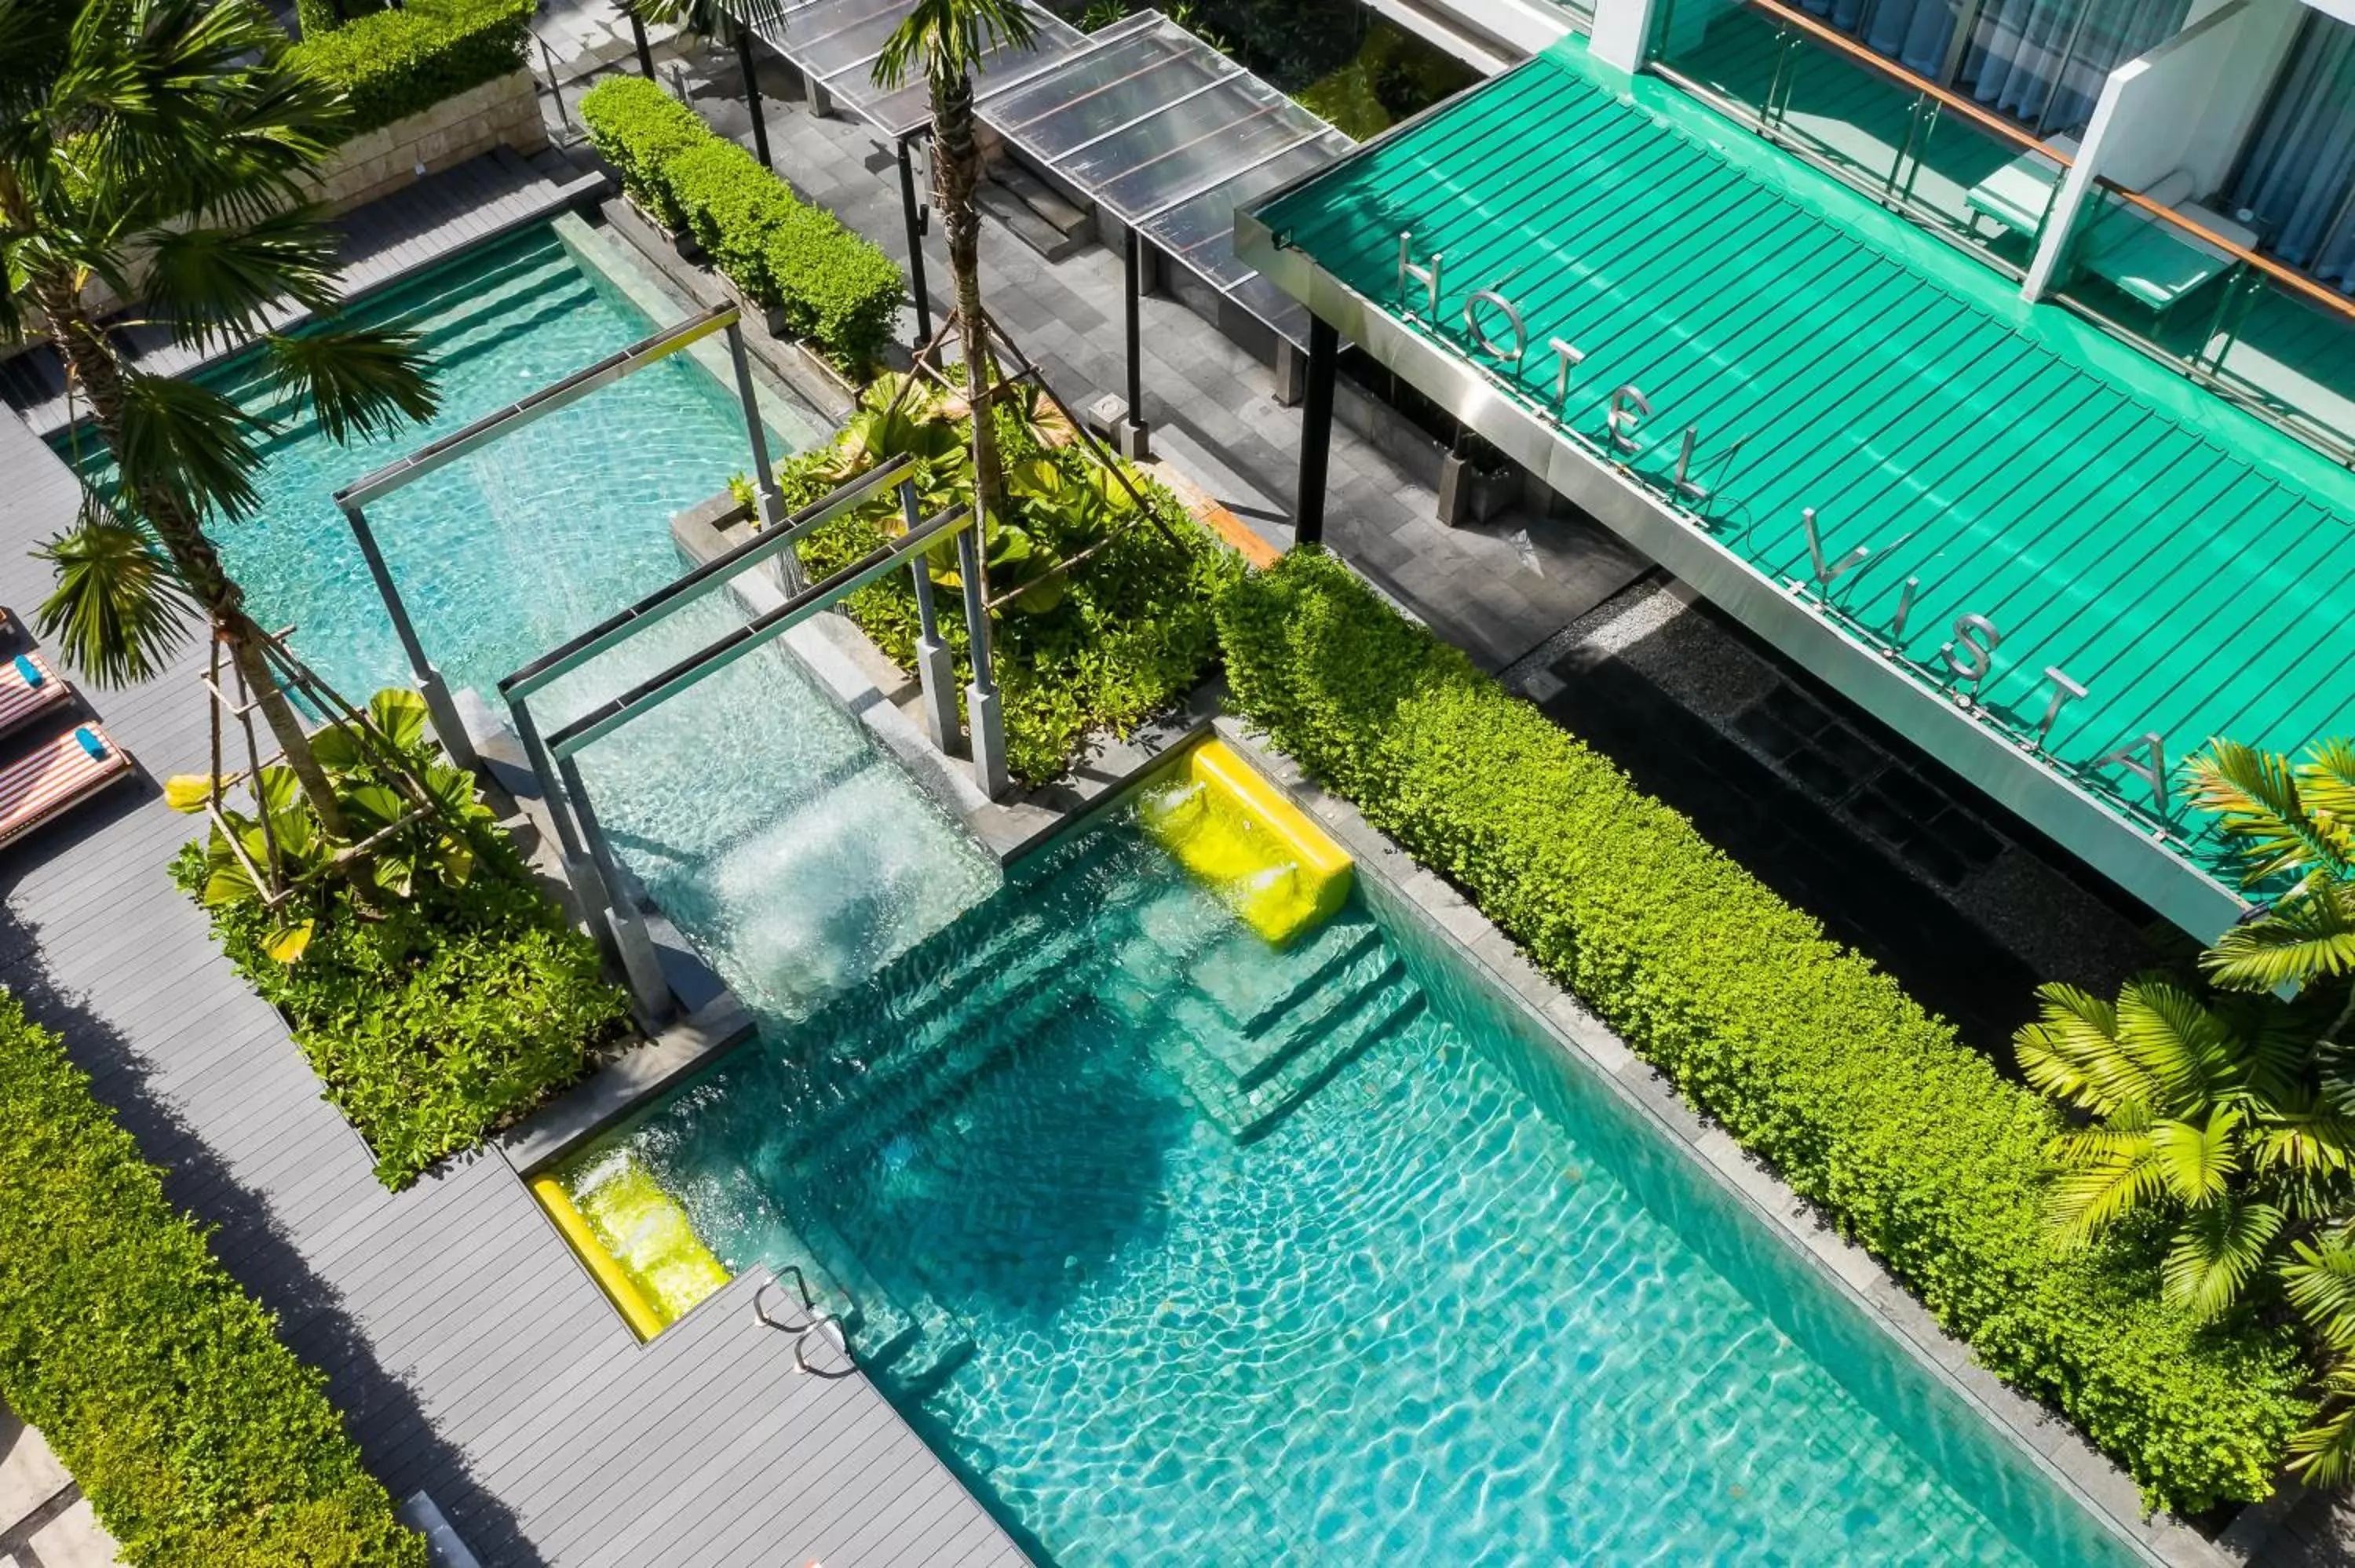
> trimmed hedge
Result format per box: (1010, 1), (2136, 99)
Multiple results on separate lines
(579, 75), (903, 370)
(173, 845), (627, 1189)
(287, 0), (535, 141)
(1215, 549), (2312, 1515)
(0, 994), (425, 1567)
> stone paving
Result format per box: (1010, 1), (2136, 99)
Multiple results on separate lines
(0, 1409), (115, 1568)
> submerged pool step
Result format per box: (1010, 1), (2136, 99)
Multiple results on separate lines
(781, 926), (1094, 1164)
(1185, 943), (1402, 1092)
(881, 1292), (976, 1402)
(783, 1203), (924, 1373)
(1152, 979), (1423, 1143)
(1190, 913), (1384, 1034)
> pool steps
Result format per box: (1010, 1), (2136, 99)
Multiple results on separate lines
(1151, 973), (1423, 1143)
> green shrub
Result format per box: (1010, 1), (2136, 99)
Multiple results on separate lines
(173, 842), (627, 1188)
(292, 0), (389, 46)
(1214, 548), (2313, 1514)
(578, 76), (904, 370)
(0, 994), (425, 1567)
(288, 0), (535, 140)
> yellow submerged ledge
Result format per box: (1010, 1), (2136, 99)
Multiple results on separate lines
(1142, 738), (1353, 946)
(533, 1158), (731, 1341)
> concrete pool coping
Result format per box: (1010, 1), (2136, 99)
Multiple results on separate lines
(1207, 713), (2266, 1568)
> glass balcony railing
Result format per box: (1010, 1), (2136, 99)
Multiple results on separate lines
(1652, 0), (2071, 273)
(2048, 183), (2355, 467)
(1652, 0), (2355, 469)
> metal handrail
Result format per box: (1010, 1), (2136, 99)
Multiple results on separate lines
(2083, 181), (2355, 326)
(1738, 0), (2065, 161)
(754, 1268), (860, 1379)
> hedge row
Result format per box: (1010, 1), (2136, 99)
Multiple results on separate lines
(1214, 549), (2311, 1515)
(579, 75), (903, 370)
(287, 0), (535, 141)
(0, 994), (424, 1567)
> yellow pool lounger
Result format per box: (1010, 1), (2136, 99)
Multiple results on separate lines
(1140, 738), (1353, 946)
(533, 1154), (732, 1340)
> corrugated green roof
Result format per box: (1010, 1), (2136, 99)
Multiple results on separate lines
(1252, 37), (2355, 898)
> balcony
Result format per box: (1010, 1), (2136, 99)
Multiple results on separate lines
(1652, 0), (2355, 466)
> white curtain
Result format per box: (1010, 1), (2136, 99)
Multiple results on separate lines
(1793, 0), (1958, 78)
(2228, 13), (2355, 290)
(1959, 0), (2188, 133)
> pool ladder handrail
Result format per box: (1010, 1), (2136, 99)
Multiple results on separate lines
(754, 1266), (859, 1380)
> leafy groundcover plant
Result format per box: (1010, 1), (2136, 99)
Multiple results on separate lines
(0, 994), (423, 1567)
(772, 375), (1242, 786)
(170, 693), (627, 1187)
(1216, 548), (2311, 1515)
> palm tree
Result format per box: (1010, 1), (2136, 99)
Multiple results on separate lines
(0, 0), (437, 839)
(2192, 740), (2355, 1088)
(873, 0), (1037, 537)
(2017, 979), (2355, 1319)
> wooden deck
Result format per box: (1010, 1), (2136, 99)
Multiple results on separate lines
(0, 159), (1027, 1568)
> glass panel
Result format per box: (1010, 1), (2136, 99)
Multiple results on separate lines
(2225, 10), (2355, 290)
(806, 9), (919, 83)
(2049, 186), (2355, 462)
(861, 14), (1088, 133)
(1141, 135), (1344, 285)
(1086, 79), (1310, 217)
(787, 0), (913, 79)
(988, 31), (1220, 153)
(1653, 0), (2071, 272)
(1226, 272), (1310, 341)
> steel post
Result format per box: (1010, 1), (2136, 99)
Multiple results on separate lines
(1294, 315), (1338, 548)
(736, 24), (772, 170)
(902, 481), (962, 756)
(628, 8), (653, 77)
(339, 501), (479, 769)
(725, 322), (802, 593)
(507, 695), (615, 954)
(557, 753), (674, 1023)
(897, 135), (933, 348)
(1120, 226), (1151, 460)
(955, 525), (1009, 799)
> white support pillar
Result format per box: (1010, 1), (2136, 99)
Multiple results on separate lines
(1586, 0), (1663, 73)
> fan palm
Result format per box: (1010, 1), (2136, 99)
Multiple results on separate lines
(0, 0), (437, 839)
(873, 0), (1037, 542)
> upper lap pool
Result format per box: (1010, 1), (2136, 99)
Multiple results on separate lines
(559, 783), (2155, 1568)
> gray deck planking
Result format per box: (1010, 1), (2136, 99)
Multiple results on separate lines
(0, 160), (1028, 1568)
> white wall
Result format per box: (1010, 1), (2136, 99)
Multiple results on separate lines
(2023, 0), (2298, 293)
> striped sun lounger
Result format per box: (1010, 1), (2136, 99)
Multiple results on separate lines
(0, 652), (72, 740)
(0, 724), (132, 850)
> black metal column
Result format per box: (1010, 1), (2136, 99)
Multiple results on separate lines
(1123, 225), (1145, 425)
(627, 7), (653, 77)
(1295, 315), (1338, 549)
(897, 133), (933, 347)
(736, 23), (771, 170)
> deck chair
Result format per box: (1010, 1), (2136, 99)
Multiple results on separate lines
(0, 653), (74, 742)
(2076, 170), (2258, 314)
(1964, 136), (2079, 240)
(0, 724), (133, 850)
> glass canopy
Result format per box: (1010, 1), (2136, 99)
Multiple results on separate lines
(755, 4), (1351, 342)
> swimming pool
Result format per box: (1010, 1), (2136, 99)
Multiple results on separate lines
(566, 792), (2152, 1566)
(121, 220), (998, 1016)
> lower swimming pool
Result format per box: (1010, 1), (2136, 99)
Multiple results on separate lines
(567, 793), (2150, 1566)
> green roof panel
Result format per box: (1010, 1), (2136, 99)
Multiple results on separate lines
(1246, 38), (2355, 924)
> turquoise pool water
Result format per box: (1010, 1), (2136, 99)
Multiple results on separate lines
(93, 221), (998, 1014)
(586, 808), (2149, 1567)
(149, 221), (819, 710)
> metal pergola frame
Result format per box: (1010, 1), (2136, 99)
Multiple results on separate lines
(331, 303), (794, 777)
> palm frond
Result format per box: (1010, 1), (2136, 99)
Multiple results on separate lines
(2015, 982), (2152, 1114)
(2286, 1230), (2355, 1352)
(143, 206), (343, 352)
(2160, 1197), (2282, 1319)
(263, 326), (437, 444)
(2288, 1359), (2355, 1486)
(2191, 738), (2353, 885)
(2116, 978), (2241, 1107)
(2049, 1138), (2169, 1242)
(31, 501), (198, 686)
(2148, 1105), (2244, 1206)
(115, 367), (262, 520)
(2299, 738), (2355, 857)
(2204, 887), (2355, 991)
(874, 0), (1039, 89)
